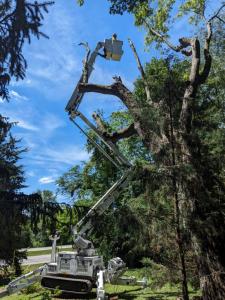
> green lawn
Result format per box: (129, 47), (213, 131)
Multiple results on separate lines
(1, 284), (200, 300)
(1, 268), (200, 300)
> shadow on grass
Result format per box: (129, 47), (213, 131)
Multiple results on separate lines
(108, 287), (180, 299)
(25, 287), (199, 300)
(53, 292), (96, 299)
(27, 291), (96, 299)
(0, 277), (10, 286)
(109, 288), (198, 300)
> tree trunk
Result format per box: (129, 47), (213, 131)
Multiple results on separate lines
(192, 235), (225, 300)
(181, 136), (225, 300)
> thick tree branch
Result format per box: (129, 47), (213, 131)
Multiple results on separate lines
(128, 38), (152, 103)
(110, 123), (137, 142)
(92, 112), (136, 142)
(144, 21), (192, 56)
(79, 82), (118, 96)
(79, 42), (90, 83)
(78, 80), (141, 116)
(199, 21), (212, 84)
(92, 112), (108, 134)
(189, 38), (201, 84)
(179, 38), (201, 134)
(78, 80), (166, 152)
(92, 112), (137, 143)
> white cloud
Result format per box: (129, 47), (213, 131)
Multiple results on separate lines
(23, 3), (83, 97)
(10, 90), (28, 101)
(27, 171), (35, 177)
(39, 146), (89, 165)
(41, 113), (65, 133)
(11, 78), (34, 87)
(17, 119), (39, 131)
(39, 176), (55, 184)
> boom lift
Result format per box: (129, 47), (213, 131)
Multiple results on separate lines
(0, 35), (147, 299)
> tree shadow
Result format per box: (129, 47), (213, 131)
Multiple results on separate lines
(23, 288), (200, 300)
(109, 287), (180, 300)
(0, 277), (10, 286)
(53, 291), (96, 299)
(109, 288), (199, 300)
(27, 290), (96, 299)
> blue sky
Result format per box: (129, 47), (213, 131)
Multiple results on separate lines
(0, 0), (220, 200)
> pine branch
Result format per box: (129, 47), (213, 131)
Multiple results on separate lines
(0, 0), (54, 100)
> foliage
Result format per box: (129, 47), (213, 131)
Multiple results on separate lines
(78, 0), (224, 49)
(26, 190), (75, 247)
(0, 0), (54, 100)
(39, 287), (61, 300)
(141, 257), (180, 289)
(0, 114), (33, 275)
(0, 116), (70, 276)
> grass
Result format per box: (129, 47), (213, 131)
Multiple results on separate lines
(27, 248), (73, 257)
(1, 283), (200, 300)
(1, 268), (201, 300)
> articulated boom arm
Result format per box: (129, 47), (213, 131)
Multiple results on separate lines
(65, 41), (104, 113)
(65, 35), (129, 249)
(65, 35), (123, 114)
(76, 168), (132, 236)
(0, 265), (47, 298)
(70, 111), (133, 241)
(70, 111), (131, 169)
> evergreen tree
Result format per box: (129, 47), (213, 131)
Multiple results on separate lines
(0, 0), (53, 100)
(0, 115), (63, 276)
(0, 114), (32, 275)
